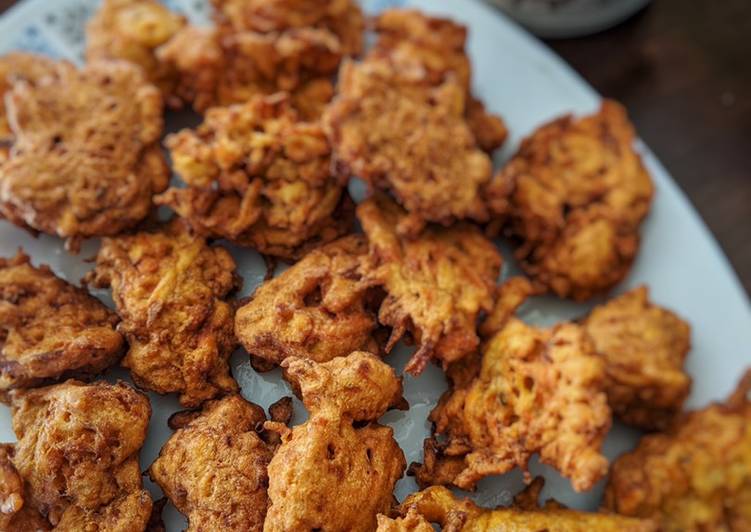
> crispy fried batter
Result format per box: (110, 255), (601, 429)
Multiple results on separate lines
(150, 394), (278, 531)
(372, 9), (507, 152)
(156, 93), (351, 258)
(9, 380), (152, 528)
(383, 483), (654, 531)
(357, 195), (501, 375)
(235, 235), (379, 366)
(583, 286), (691, 430)
(264, 352), (406, 532)
(604, 370), (751, 531)
(211, 0), (364, 56)
(86, 0), (186, 100)
(490, 101), (654, 300)
(84, 221), (240, 407)
(411, 278), (610, 492)
(157, 24), (341, 117)
(0, 444), (51, 531)
(0, 53), (56, 143)
(0, 252), (123, 397)
(0, 59), (168, 248)
(325, 59), (493, 228)
(154, 26), (224, 113)
(376, 508), (434, 532)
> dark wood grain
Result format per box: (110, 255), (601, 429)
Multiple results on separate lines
(0, 0), (748, 294)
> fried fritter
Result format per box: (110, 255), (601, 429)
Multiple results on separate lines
(211, 0), (364, 57)
(84, 221), (240, 407)
(156, 93), (351, 259)
(410, 278), (610, 492)
(0, 53), (56, 143)
(325, 58), (494, 229)
(372, 9), (507, 152)
(264, 352), (406, 532)
(86, 0), (186, 101)
(376, 508), (434, 532)
(0, 59), (168, 249)
(150, 394), (280, 531)
(0, 444), (51, 531)
(357, 195), (501, 375)
(0, 252), (123, 397)
(583, 286), (691, 430)
(9, 380), (152, 529)
(154, 26), (223, 114)
(235, 235), (379, 366)
(489, 100), (654, 300)
(381, 482), (655, 531)
(604, 370), (751, 531)
(157, 24), (341, 117)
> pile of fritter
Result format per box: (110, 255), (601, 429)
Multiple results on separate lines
(0, 1), (743, 531)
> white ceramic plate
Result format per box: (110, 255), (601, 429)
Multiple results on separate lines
(0, 0), (749, 529)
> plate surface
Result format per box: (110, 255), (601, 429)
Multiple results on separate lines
(0, 0), (749, 529)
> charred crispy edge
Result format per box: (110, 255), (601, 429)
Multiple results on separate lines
(146, 497), (168, 532)
(407, 437), (470, 490)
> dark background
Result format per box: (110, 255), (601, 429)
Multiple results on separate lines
(1, 0), (749, 295)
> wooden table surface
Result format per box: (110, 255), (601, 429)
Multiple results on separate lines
(0, 0), (748, 295)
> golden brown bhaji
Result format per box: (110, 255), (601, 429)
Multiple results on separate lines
(372, 8), (507, 152)
(381, 482), (654, 531)
(583, 285), (691, 430)
(490, 100), (654, 300)
(9, 380), (152, 529)
(150, 394), (280, 531)
(211, 0), (364, 56)
(235, 235), (379, 366)
(411, 278), (611, 492)
(357, 195), (501, 375)
(604, 370), (751, 532)
(264, 352), (406, 532)
(86, 0), (186, 100)
(0, 53), (56, 143)
(157, 93), (351, 259)
(84, 221), (240, 407)
(157, 24), (341, 117)
(325, 58), (493, 229)
(0, 252), (123, 397)
(0, 59), (168, 249)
